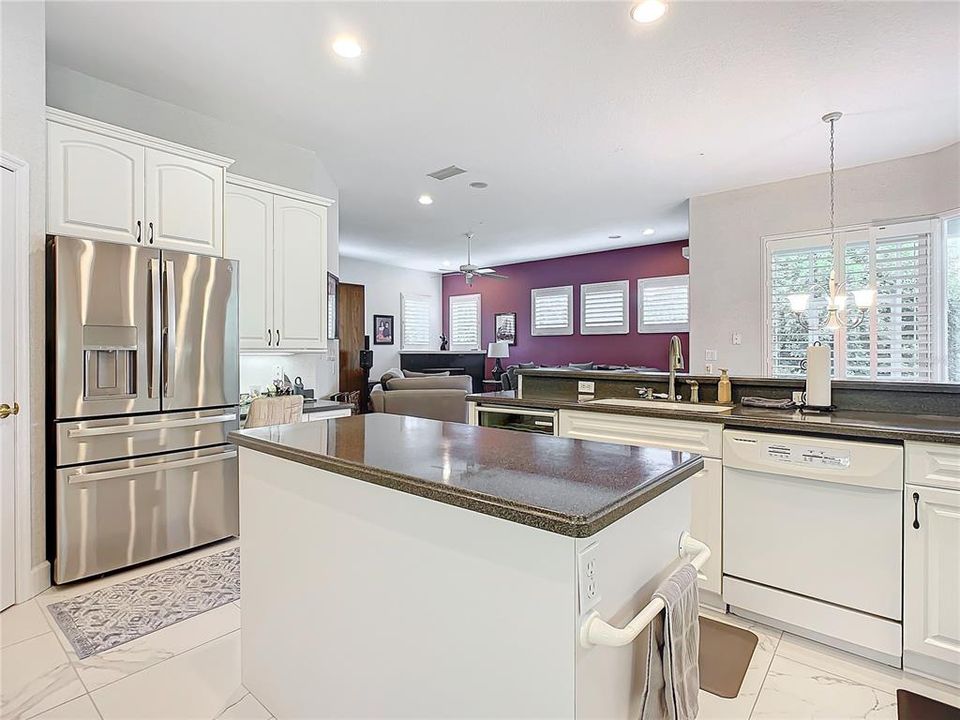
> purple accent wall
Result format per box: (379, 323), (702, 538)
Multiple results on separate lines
(442, 240), (690, 374)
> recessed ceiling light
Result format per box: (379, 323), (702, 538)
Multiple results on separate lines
(418, 194), (433, 205)
(608, 235), (622, 239)
(642, 228), (656, 236)
(630, 0), (667, 24)
(332, 37), (362, 59)
(469, 181), (488, 189)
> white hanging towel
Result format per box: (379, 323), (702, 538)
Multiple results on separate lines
(638, 563), (700, 720)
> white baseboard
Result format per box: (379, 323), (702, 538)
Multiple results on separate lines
(17, 561), (51, 603)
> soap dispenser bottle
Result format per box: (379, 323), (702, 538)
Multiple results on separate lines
(717, 368), (732, 404)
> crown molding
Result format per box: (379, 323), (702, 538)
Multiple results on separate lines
(226, 173), (335, 207)
(46, 107), (235, 168)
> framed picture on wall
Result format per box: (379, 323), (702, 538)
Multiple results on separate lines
(327, 272), (339, 341)
(494, 312), (517, 345)
(373, 314), (395, 345)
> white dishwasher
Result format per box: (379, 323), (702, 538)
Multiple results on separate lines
(722, 429), (904, 666)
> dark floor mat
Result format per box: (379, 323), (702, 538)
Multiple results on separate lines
(698, 616), (759, 699)
(897, 689), (960, 720)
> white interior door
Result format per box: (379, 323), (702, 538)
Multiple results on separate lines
(1, 167), (18, 610)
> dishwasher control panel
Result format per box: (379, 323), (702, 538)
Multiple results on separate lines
(765, 442), (851, 468)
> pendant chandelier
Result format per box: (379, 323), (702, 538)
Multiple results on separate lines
(788, 112), (875, 331)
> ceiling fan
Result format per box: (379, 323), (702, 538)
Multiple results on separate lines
(442, 233), (508, 286)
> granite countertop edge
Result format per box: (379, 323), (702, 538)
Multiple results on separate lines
(228, 430), (704, 537)
(465, 393), (960, 445)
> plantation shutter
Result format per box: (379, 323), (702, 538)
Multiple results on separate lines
(448, 294), (481, 350)
(637, 275), (689, 334)
(581, 280), (629, 334)
(401, 293), (433, 350)
(766, 220), (937, 380)
(531, 286), (574, 336)
(768, 241), (836, 377)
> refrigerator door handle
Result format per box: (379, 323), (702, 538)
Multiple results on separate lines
(67, 412), (238, 438)
(67, 449), (238, 485)
(147, 258), (161, 398)
(162, 259), (177, 398)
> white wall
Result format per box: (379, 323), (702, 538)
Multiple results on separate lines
(46, 64), (343, 398)
(338, 256), (443, 379)
(1, 1), (47, 577)
(689, 142), (960, 376)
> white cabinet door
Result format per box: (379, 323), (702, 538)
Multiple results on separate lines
(47, 122), (145, 244)
(145, 149), (223, 256)
(691, 457), (722, 596)
(904, 483), (960, 680)
(273, 196), (326, 350)
(225, 184), (273, 350)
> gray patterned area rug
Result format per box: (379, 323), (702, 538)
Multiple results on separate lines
(48, 548), (240, 659)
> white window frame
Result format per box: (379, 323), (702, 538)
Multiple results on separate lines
(400, 292), (434, 351)
(580, 280), (629, 335)
(531, 285), (574, 336)
(448, 293), (481, 351)
(637, 275), (689, 334)
(762, 218), (945, 381)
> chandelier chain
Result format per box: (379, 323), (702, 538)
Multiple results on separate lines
(829, 117), (836, 251)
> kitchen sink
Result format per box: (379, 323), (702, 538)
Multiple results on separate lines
(585, 398), (734, 414)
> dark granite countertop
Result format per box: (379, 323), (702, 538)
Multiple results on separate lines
(239, 398), (353, 420)
(467, 391), (960, 444)
(229, 414), (703, 537)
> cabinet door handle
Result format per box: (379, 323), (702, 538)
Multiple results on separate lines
(276, 330), (280, 346)
(912, 492), (921, 530)
(136, 220), (142, 243)
(148, 221), (155, 244)
(267, 329), (272, 346)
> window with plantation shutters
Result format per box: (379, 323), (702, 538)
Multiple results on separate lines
(637, 275), (689, 334)
(448, 293), (481, 350)
(531, 286), (573, 336)
(581, 280), (629, 335)
(401, 293), (433, 350)
(765, 220), (941, 381)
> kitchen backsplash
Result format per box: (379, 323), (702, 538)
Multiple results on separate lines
(240, 349), (339, 398)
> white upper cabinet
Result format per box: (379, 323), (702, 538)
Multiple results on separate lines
(273, 196), (327, 350)
(145, 149), (223, 255)
(224, 176), (332, 353)
(46, 109), (232, 256)
(47, 121), (145, 244)
(225, 184), (274, 350)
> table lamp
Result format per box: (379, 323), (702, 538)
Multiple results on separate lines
(487, 341), (510, 381)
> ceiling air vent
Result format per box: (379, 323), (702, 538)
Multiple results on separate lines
(427, 165), (467, 181)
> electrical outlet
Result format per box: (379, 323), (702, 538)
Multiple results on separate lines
(705, 349), (718, 362)
(578, 380), (595, 394)
(705, 363), (715, 374)
(578, 543), (601, 614)
(731, 332), (742, 346)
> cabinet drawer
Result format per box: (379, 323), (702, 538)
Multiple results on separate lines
(906, 442), (960, 491)
(558, 410), (721, 458)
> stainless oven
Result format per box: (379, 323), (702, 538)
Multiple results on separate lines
(474, 406), (558, 435)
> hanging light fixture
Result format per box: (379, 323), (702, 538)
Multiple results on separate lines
(788, 112), (875, 331)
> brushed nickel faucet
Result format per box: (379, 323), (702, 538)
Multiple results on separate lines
(668, 335), (684, 401)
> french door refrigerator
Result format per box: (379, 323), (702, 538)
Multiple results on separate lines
(47, 235), (240, 583)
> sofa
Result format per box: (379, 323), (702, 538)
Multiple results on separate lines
(370, 371), (472, 423)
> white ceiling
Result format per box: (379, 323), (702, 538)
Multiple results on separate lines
(46, 1), (959, 271)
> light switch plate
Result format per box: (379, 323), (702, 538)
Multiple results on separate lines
(578, 380), (595, 393)
(705, 349), (718, 362)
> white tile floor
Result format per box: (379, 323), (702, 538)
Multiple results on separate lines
(1, 540), (957, 720)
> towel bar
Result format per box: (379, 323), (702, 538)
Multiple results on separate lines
(579, 532), (711, 648)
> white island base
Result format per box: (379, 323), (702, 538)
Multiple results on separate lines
(240, 447), (692, 719)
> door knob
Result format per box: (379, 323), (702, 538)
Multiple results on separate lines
(0, 402), (19, 419)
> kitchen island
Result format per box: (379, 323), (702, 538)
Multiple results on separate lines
(229, 414), (704, 719)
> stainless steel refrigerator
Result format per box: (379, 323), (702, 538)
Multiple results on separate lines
(47, 236), (240, 584)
